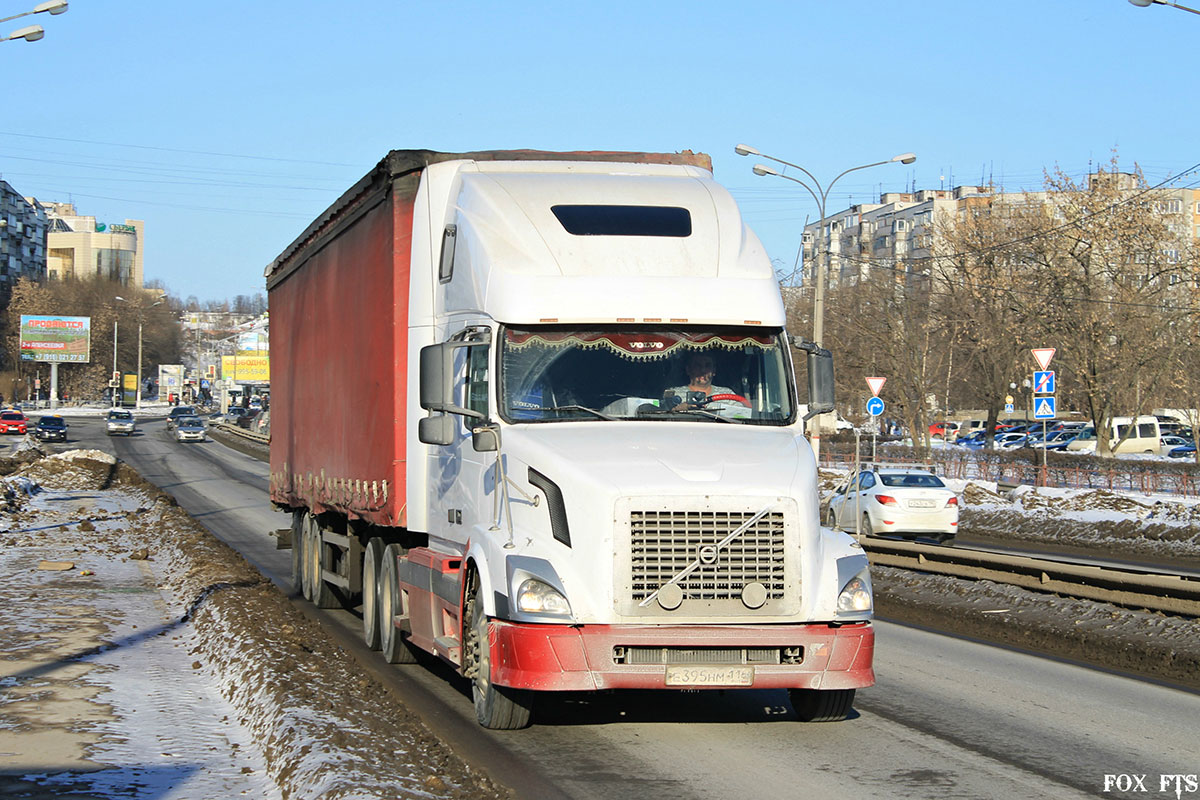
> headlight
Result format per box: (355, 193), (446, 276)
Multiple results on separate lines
(516, 579), (572, 616)
(837, 570), (873, 614)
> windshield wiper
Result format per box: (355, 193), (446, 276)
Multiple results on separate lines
(535, 405), (616, 421)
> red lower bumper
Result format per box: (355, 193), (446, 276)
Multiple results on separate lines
(489, 621), (874, 692)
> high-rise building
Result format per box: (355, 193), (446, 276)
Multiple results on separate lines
(0, 179), (49, 301)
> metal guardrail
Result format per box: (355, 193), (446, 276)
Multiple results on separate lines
(210, 421), (269, 445)
(861, 536), (1200, 617)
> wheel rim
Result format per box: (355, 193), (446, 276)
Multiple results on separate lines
(362, 551), (378, 642)
(379, 557), (395, 650)
(468, 590), (490, 702)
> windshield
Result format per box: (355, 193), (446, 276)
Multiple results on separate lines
(879, 473), (945, 488)
(110, 411), (132, 420)
(499, 326), (795, 424)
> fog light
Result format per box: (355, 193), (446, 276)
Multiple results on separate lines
(516, 579), (572, 616)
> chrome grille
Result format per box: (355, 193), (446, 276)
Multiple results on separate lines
(630, 510), (786, 601)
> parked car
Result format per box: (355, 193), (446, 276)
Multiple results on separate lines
(34, 415), (68, 442)
(0, 410), (28, 435)
(174, 416), (207, 443)
(1033, 429), (1078, 451)
(1169, 443), (1196, 459)
(1160, 435), (1190, 450)
(993, 432), (1029, 449)
(106, 409), (136, 436)
(166, 405), (197, 430)
(928, 421), (961, 440)
(825, 464), (959, 542)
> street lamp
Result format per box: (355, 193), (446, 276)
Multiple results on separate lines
(115, 296), (164, 409)
(738, 143), (916, 461)
(1, 1), (67, 43)
(1129, 0), (1200, 15)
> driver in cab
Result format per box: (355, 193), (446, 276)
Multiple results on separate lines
(663, 353), (734, 410)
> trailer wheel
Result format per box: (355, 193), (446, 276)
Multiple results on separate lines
(306, 515), (338, 609)
(789, 688), (856, 722)
(291, 511), (306, 597)
(464, 574), (533, 729)
(361, 538), (385, 650)
(379, 543), (419, 664)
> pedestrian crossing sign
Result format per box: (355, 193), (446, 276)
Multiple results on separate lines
(1034, 397), (1056, 419)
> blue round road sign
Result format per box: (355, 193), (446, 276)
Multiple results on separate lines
(866, 397), (885, 417)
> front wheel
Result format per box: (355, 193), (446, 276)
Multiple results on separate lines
(789, 688), (856, 722)
(464, 574), (533, 729)
(379, 543), (418, 664)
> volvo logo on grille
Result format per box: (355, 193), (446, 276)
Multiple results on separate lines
(698, 544), (719, 565)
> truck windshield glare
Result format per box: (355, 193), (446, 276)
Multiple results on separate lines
(500, 327), (794, 424)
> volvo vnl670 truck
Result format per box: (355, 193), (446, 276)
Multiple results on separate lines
(266, 149), (874, 729)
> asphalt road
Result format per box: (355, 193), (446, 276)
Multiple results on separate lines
(51, 416), (1200, 799)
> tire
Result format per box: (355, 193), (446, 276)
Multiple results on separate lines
(299, 515), (313, 601)
(361, 538), (385, 651)
(379, 543), (418, 664)
(789, 688), (856, 722)
(306, 515), (339, 609)
(464, 574), (533, 729)
(861, 514), (874, 537)
(291, 511), (306, 597)
(826, 509), (839, 529)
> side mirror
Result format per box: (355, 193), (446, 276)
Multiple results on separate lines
(795, 340), (835, 421)
(419, 341), (486, 418)
(418, 414), (456, 446)
(472, 424), (500, 452)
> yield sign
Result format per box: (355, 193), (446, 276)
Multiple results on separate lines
(865, 377), (886, 397)
(1031, 348), (1055, 371)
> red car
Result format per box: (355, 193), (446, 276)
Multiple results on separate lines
(0, 411), (28, 434)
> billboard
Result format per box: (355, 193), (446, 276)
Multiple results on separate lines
(222, 355), (270, 383)
(19, 315), (91, 363)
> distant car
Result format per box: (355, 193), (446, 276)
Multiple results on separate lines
(166, 405), (197, 430)
(223, 406), (249, 424)
(34, 415), (68, 442)
(1033, 429), (1078, 451)
(174, 416), (207, 443)
(1160, 435), (1190, 449)
(1169, 443), (1196, 459)
(235, 408), (262, 430)
(993, 432), (1029, 449)
(106, 409), (136, 436)
(0, 411), (28, 435)
(825, 464), (959, 542)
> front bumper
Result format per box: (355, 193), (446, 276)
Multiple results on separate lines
(488, 621), (874, 692)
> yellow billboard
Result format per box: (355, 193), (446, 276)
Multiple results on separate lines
(222, 355), (270, 382)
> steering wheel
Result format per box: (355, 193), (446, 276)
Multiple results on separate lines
(701, 393), (751, 408)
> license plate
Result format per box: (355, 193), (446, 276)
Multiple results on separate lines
(664, 665), (754, 687)
(908, 499), (936, 508)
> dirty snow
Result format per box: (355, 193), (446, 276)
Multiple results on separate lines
(0, 448), (505, 800)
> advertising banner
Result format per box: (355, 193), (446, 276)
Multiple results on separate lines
(222, 355), (270, 383)
(19, 315), (91, 363)
(122, 372), (138, 405)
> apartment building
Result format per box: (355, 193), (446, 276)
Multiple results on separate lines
(40, 201), (144, 287)
(0, 179), (48, 301)
(803, 173), (1199, 289)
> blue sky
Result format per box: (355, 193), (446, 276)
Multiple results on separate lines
(2, 0), (1196, 303)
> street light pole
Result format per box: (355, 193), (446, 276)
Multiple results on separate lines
(1, 1), (67, 43)
(1128, 0), (1200, 15)
(736, 144), (916, 462)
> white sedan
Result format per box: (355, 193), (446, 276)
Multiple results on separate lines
(826, 465), (959, 542)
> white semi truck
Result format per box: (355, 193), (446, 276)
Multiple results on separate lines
(267, 149), (874, 729)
